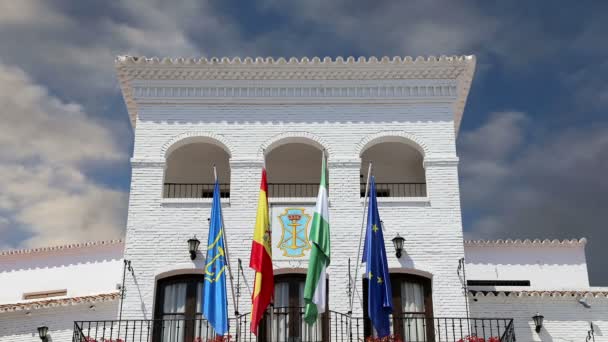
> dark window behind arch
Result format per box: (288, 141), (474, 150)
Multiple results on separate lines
(259, 273), (328, 342)
(153, 274), (209, 342)
(363, 273), (434, 341)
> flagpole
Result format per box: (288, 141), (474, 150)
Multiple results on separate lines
(214, 165), (239, 318)
(261, 150), (272, 342)
(349, 161), (372, 314)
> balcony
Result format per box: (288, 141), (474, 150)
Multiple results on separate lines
(163, 140), (231, 199)
(162, 182), (427, 199)
(73, 310), (515, 342)
(162, 138), (428, 200)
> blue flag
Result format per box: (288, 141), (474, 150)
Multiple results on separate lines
(202, 180), (229, 336)
(362, 176), (393, 337)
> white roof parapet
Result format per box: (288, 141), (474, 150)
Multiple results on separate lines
(115, 55), (476, 132)
(0, 239), (124, 257)
(464, 238), (587, 247)
(0, 292), (120, 313)
(469, 290), (608, 298)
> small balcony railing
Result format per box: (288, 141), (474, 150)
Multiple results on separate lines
(361, 183), (427, 198)
(73, 310), (514, 342)
(163, 183), (230, 199)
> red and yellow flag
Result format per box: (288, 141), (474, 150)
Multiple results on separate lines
(249, 168), (274, 335)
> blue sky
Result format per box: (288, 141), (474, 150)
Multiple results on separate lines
(0, 1), (607, 284)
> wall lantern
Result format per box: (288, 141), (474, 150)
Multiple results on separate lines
(37, 326), (48, 342)
(188, 236), (200, 260)
(392, 234), (405, 258)
(532, 313), (544, 333)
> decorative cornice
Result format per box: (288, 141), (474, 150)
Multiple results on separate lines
(259, 131), (333, 158)
(115, 55), (475, 77)
(131, 84), (457, 103)
(469, 290), (608, 299)
(161, 131), (233, 158)
(0, 240), (123, 257)
(115, 55), (476, 132)
(0, 292), (120, 313)
(357, 131), (428, 157)
(464, 238), (587, 248)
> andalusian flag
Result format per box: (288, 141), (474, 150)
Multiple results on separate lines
(249, 168), (274, 335)
(304, 154), (330, 324)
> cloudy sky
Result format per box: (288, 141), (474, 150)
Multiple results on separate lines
(1, 1), (607, 284)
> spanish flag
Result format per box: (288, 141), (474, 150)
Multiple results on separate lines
(249, 168), (274, 335)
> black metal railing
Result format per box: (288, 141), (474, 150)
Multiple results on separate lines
(73, 317), (239, 342)
(163, 183), (230, 199)
(361, 183), (427, 198)
(162, 182), (426, 199)
(74, 310), (514, 342)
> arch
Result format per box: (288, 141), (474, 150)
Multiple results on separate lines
(258, 131), (333, 158)
(154, 263), (205, 280)
(162, 132), (232, 197)
(274, 268), (309, 276)
(388, 267), (433, 279)
(357, 131), (428, 157)
(161, 131), (234, 159)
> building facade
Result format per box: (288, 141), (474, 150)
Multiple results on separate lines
(1, 56), (606, 342)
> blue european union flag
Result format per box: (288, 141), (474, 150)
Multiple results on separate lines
(202, 180), (229, 336)
(362, 176), (393, 337)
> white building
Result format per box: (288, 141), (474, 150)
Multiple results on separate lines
(1, 56), (606, 342)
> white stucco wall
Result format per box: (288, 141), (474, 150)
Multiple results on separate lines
(470, 293), (608, 342)
(0, 244), (124, 304)
(0, 244), (123, 342)
(122, 98), (467, 320)
(0, 301), (118, 342)
(464, 242), (590, 291)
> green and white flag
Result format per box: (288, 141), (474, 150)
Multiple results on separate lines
(304, 153), (331, 325)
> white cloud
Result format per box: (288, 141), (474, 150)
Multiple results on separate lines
(0, 62), (127, 249)
(0, 0), (209, 99)
(459, 113), (608, 283)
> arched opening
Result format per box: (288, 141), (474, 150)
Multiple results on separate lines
(163, 142), (230, 198)
(360, 141), (426, 197)
(265, 143), (325, 198)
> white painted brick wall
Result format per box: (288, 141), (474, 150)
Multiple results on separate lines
(465, 244), (590, 290)
(0, 246), (123, 305)
(470, 294), (608, 341)
(121, 102), (468, 320)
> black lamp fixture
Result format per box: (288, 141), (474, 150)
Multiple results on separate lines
(37, 326), (48, 341)
(392, 234), (405, 258)
(532, 313), (544, 333)
(188, 236), (200, 260)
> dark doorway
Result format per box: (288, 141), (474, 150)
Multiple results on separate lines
(363, 273), (434, 341)
(153, 274), (208, 342)
(259, 273), (328, 342)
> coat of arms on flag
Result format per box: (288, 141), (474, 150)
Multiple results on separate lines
(277, 208), (312, 257)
